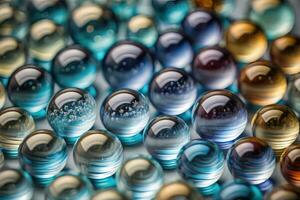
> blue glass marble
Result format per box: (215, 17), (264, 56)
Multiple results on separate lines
(26, 0), (68, 25)
(100, 89), (150, 145)
(143, 115), (191, 169)
(73, 130), (123, 189)
(0, 150), (3, 169)
(116, 156), (164, 200)
(103, 40), (154, 90)
(155, 30), (193, 69)
(18, 129), (68, 187)
(92, 189), (128, 200)
(47, 88), (97, 144)
(52, 45), (97, 92)
(149, 68), (197, 115)
(182, 10), (223, 50)
(227, 137), (276, 192)
(192, 90), (247, 149)
(0, 107), (35, 158)
(69, 3), (118, 60)
(0, 168), (34, 200)
(0, 3), (28, 40)
(45, 172), (93, 200)
(177, 139), (225, 196)
(215, 180), (262, 200)
(151, 0), (190, 25)
(7, 65), (54, 119)
(108, 0), (137, 21)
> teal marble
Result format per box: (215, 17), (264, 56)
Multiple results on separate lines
(108, 0), (138, 21)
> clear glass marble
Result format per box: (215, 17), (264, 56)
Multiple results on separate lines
(0, 82), (5, 109)
(92, 189), (128, 200)
(47, 88), (97, 144)
(0, 107), (35, 158)
(73, 130), (123, 189)
(143, 115), (190, 169)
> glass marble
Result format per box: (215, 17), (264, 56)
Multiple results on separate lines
(227, 137), (276, 192)
(280, 144), (300, 188)
(215, 180), (262, 200)
(0, 3), (28, 40)
(52, 45), (97, 90)
(127, 15), (158, 48)
(103, 41), (154, 90)
(238, 61), (287, 106)
(45, 172), (93, 200)
(250, 0), (295, 40)
(143, 115), (190, 169)
(73, 130), (123, 188)
(288, 75), (300, 114)
(0, 150), (3, 169)
(192, 90), (248, 149)
(7, 65), (54, 118)
(0, 168), (34, 200)
(47, 88), (97, 144)
(270, 35), (300, 75)
(0, 82), (5, 109)
(155, 30), (193, 69)
(116, 156), (163, 200)
(225, 20), (268, 63)
(26, 0), (68, 25)
(0, 107), (35, 158)
(193, 0), (236, 17)
(19, 129), (68, 186)
(155, 181), (203, 200)
(0, 37), (26, 80)
(177, 139), (225, 196)
(69, 3), (118, 60)
(251, 104), (299, 156)
(108, 0), (137, 21)
(100, 89), (150, 145)
(28, 19), (66, 71)
(192, 46), (237, 90)
(265, 185), (300, 200)
(92, 189), (128, 200)
(151, 0), (189, 25)
(149, 68), (197, 115)
(182, 10), (222, 50)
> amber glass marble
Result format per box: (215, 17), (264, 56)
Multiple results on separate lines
(251, 104), (299, 156)
(225, 21), (267, 63)
(238, 61), (287, 106)
(270, 35), (300, 75)
(266, 185), (300, 200)
(280, 145), (300, 187)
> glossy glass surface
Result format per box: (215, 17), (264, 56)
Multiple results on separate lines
(0, 168), (33, 200)
(149, 68), (197, 115)
(92, 189), (128, 200)
(155, 30), (193, 69)
(192, 46), (237, 89)
(7, 65), (54, 118)
(238, 61), (287, 106)
(143, 115), (190, 169)
(0, 150), (3, 169)
(192, 90), (247, 149)
(0, 82), (5, 109)
(288, 75), (300, 114)
(103, 41), (154, 90)
(47, 88), (96, 144)
(193, 0), (236, 16)
(108, 0), (137, 20)
(116, 156), (163, 200)
(182, 10), (222, 50)
(52, 45), (97, 89)
(0, 107), (35, 158)
(225, 21), (267, 63)
(265, 185), (300, 200)
(251, 104), (299, 155)
(19, 130), (68, 186)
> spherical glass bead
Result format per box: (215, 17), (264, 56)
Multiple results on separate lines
(108, 0), (137, 21)
(238, 61), (287, 106)
(155, 30), (193, 69)
(143, 115), (190, 169)
(192, 46), (237, 90)
(73, 130), (123, 188)
(265, 185), (300, 200)
(149, 68), (197, 115)
(47, 88), (97, 144)
(251, 104), (299, 156)
(0, 107), (35, 158)
(103, 40), (154, 90)
(18, 129), (68, 186)
(193, 0), (236, 17)
(100, 89), (150, 145)
(288, 75), (300, 114)
(0, 82), (5, 109)
(116, 156), (163, 200)
(192, 90), (248, 149)
(7, 64), (54, 119)
(92, 189), (128, 200)
(0, 168), (34, 200)
(225, 20), (267, 63)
